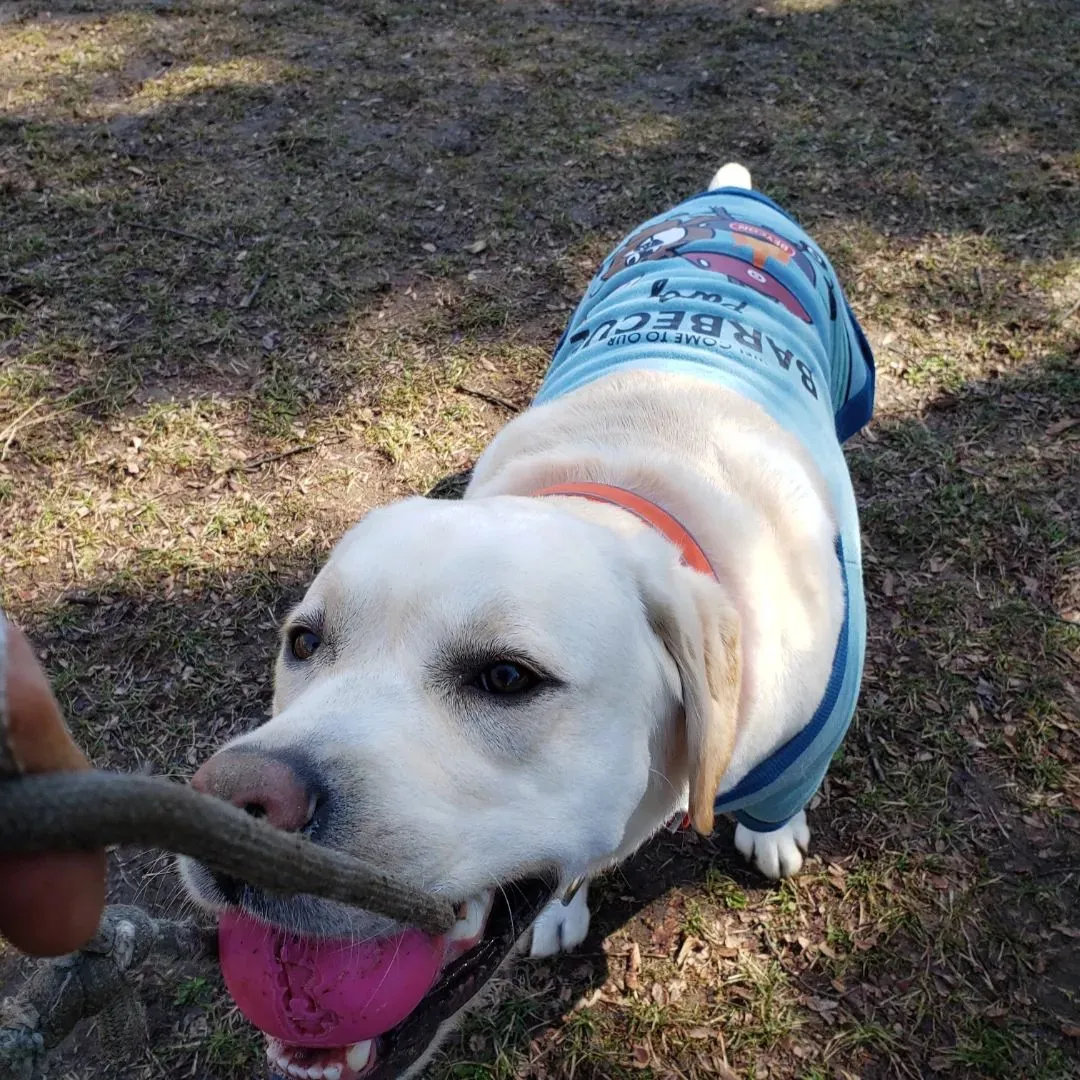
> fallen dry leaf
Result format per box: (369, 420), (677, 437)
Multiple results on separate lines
(1046, 416), (1078, 436)
(804, 995), (840, 1014)
(676, 935), (700, 967)
(709, 1057), (740, 1080)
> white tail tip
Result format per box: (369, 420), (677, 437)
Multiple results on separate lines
(709, 162), (752, 191)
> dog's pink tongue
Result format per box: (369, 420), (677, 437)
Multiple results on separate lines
(218, 912), (447, 1048)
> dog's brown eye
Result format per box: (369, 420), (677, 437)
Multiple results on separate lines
(289, 627), (321, 661)
(476, 662), (538, 696)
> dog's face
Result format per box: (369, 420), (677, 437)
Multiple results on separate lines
(182, 494), (740, 1078)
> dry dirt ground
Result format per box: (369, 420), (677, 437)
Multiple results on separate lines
(1, 1), (1078, 1078)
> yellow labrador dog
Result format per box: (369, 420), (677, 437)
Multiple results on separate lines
(181, 162), (875, 1080)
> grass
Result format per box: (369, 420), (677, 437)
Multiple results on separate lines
(1, 0), (1078, 1078)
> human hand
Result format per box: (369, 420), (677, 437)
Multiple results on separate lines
(0, 618), (106, 956)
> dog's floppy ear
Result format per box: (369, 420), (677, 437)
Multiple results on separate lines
(634, 538), (742, 835)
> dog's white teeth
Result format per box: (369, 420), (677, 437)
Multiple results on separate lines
(264, 1038), (341, 1080)
(346, 1040), (373, 1072)
(266, 1039), (291, 1074)
(449, 889), (492, 942)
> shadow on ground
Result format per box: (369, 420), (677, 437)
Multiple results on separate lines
(1, 0), (1077, 428)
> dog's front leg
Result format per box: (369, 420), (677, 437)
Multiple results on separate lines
(734, 809), (811, 879)
(527, 884), (591, 957)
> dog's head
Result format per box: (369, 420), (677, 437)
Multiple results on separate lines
(181, 494), (741, 1079)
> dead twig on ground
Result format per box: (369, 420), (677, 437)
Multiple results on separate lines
(1056, 296), (1080, 325)
(864, 728), (887, 783)
(238, 272), (269, 310)
(231, 435), (347, 474)
(454, 384), (521, 413)
(126, 222), (220, 248)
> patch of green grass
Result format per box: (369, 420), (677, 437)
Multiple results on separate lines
(175, 976), (213, 1007)
(250, 377), (309, 439)
(824, 921), (854, 954)
(826, 1020), (901, 1057)
(900, 351), (966, 390)
(726, 956), (803, 1051)
(624, 997), (675, 1039)
(204, 501), (272, 543)
(682, 897), (710, 937)
(766, 878), (801, 917)
(201, 1020), (262, 1073)
(704, 870), (750, 910)
(949, 1021), (1072, 1080)
(952, 1022), (1021, 1077)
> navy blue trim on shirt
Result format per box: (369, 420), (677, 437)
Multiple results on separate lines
(835, 301), (876, 443)
(734, 810), (796, 834)
(717, 538), (849, 826)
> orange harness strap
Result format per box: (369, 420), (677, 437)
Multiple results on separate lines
(532, 481), (716, 579)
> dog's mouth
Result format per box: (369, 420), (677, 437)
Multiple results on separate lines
(219, 877), (554, 1080)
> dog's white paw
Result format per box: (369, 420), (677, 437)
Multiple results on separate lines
(528, 884), (591, 958)
(734, 810), (810, 879)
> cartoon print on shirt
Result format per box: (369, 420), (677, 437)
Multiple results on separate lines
(679, 250), (813, 324)
(597, 204), (827, 325)
(599, 214), (720, 281)
(709, 211), (842, 323)
(601, 206), (817, 282)
(715, 211), (818, 287)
